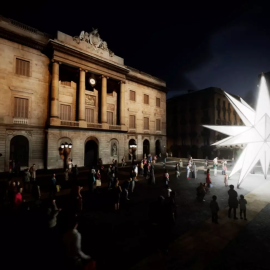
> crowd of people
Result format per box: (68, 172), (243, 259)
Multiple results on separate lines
(0, 154), (249, 269)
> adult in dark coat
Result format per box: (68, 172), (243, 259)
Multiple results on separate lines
(88, 169), (95, 195)
(228, 185), (238, 219)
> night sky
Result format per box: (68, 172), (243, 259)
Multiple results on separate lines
(2, 1), (270, 102)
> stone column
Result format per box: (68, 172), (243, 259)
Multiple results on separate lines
(120, 81), (126, 126)
(101, 75), (108, 125)
(78, 69), (87, 127)
(50, 61), (61, 125)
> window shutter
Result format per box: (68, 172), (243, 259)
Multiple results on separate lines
(156, 119), (161, 131)
(107, 111), (113, 125)
(60, 104), (71, 120)
(129, 115), (135, 128)
(16, 58), (30, 76)
(156, 98), (160, 107)
(14, 98), (29, 118)
(144, 94), (149, 104)
(130, 91), (135, 101)
(144, 117), (149, 130)
(86, 108), (94, 123)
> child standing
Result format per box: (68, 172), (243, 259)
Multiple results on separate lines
(164, 170), (169, 185)
(210, 195), (219, 224)
(239, 195), (247, 220)
(224, 173), (228, 187)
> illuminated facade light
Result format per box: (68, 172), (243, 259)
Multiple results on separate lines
(203, 74), (270, 188)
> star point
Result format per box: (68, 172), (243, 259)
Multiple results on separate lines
(205, 74), (270, 187)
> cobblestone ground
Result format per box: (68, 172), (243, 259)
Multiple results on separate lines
(1, 161), (269, 270)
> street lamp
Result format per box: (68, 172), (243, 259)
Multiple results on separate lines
(59, 142), (72, 170)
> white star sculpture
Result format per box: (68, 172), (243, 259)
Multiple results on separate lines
(203, 74), (270, 188)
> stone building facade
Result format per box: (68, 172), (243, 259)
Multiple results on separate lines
(167, 87), (244, 159)
(0, 16), (167, 172)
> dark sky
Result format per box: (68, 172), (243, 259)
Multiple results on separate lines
(2, 1), (270, 101)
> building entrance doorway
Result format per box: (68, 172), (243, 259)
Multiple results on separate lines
(143, 139), (150, 157)
(10, 135), (29, 166)
(84, 138), (98, 168)
(155, 140), (161, 155)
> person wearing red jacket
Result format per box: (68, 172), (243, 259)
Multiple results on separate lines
(13, 189), (22, 210)
(206, 169), (212, 188)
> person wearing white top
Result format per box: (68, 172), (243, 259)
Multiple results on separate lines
(63, 219), (91, 268)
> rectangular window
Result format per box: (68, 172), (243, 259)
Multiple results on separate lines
(129, 115), (136, 128)
(107, 111), (113, 125)
(144, 94), (149, 105)
(60, 104), (71, 121)
(156, 97), (160, 107)
(85, 108), (94, 123)
(156, 119), (161, 131)
(14, 97), (29, 118)
(130, 90), (136, 101)
(144, 117), (149, 130)
(15, 58), (30, 76)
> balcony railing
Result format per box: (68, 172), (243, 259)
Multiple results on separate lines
(13, 118), (28, 124)
(60, 120), (79, 127)
(109, 125), (121, 130)
(87, 123), (102, 129)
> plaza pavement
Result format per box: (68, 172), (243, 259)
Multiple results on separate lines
(130, 165), (270, 270)
(1, 160), (270, 270)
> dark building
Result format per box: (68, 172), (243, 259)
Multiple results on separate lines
(167, 87), (244, 159)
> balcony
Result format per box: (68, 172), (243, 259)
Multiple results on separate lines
(109, 125), (121, 130)
(13, 118), (28, 124)
(87, 123), (102, 129)
(60, 120), (79, 127)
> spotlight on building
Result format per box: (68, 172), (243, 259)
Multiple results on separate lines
(68, 143), (72, 149)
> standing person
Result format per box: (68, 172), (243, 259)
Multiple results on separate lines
(32, 181), (41, 201)
(150, 162), (155, 184)
(210, 195), (219, 224)
(196, 183), (206, 202)
(23, 168), (31, 193)
(164, 170), (169, 186)
(175, 163), (180, 178)
(187, 164), (191, 179)
(228, 185), (238, 219)
(113, 179), (122, 210)
(224, 173), (228, 187)
(143, 162), (148, 179)
(130, 170), (136, 193)
(122, 178), (131, 200)
(95, 169), (101, 193)
(224, 162), (227, 175)
(13, 188), (22, 210)
(71, 183), (83, 215)
(63, 217), (92, 269)
(122, 156), (126, 167)
(88, 167), (96, 195)
(206, 169), (212, 188)
(213, 157), (218, 176)
(49, 174), (57, 198)
(134, 164), (138, 180)
(140, 160), (144, 176)
(163, 157), (167, 168)
(107, 165), (113, 190)
(29, 164), (36, 182)
(239, 195), (247, 220)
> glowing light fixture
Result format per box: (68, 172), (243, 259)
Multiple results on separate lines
(203, 74), (270, 188)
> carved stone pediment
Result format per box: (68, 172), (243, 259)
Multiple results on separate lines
(85, 95), (96, 106)
(73, 28), (114, 57)
(107, 103), (115, 111)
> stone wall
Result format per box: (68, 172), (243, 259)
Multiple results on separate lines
(0, 37), (50, 126)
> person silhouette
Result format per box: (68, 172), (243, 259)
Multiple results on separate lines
(228, 185), (238, 219)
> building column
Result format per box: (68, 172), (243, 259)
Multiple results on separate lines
(120, 81), (126, 126)
(101, 75), (108, 126)
(50, 60), (60, 125)
(79, 69), (87, 127)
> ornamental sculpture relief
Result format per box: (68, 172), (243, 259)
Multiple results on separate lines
(107, 104), (115, 111)
(85, 95), (96, 106)
(73, 28), (114, 57)
(112, 143), (117, 156)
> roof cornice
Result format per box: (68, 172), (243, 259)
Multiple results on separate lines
(48, 39), (130, 75)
